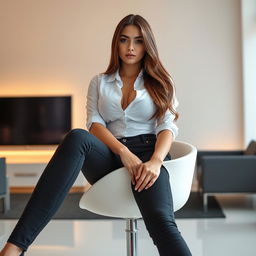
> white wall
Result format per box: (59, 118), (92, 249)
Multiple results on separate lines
(0, 0), (243, 150)
(241, 0), (256, 146)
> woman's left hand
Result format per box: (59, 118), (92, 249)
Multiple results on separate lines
(134, 158), (163, 192)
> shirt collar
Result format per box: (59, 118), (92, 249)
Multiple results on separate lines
(106, 69), (143, 82)
(106, 69), (144, 90)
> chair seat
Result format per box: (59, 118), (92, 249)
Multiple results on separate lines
(79, 141), (197, 219)
(80, 167), (141, 218)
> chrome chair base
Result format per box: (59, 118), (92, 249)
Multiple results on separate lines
(126, 219), (138, 256)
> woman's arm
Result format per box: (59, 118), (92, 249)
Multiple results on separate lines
(151, 129), (173, 163)
(89, 123), (126, 155)
(134, 129), (173, 192)
(89, 123), (142, 185)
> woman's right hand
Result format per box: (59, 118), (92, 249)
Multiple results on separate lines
(119, 147), (142, 185)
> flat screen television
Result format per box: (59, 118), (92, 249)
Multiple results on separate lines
(0, 96), (71, 145)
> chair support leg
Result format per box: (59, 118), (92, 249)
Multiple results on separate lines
(125, 218), (138, 256)
(203, 193), (208, 212)
(4, 176), (10, 213)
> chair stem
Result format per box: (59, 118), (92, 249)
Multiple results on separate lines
(125, 218), (138, 256)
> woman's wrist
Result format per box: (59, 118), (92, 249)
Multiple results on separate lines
(117, 145), (129, 156)
(150, 155), (164, 164)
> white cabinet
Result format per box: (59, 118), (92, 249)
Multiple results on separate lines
(0, 149), (88, 190)
(7, 163), (46, 187)
(6, 163), (86, 187)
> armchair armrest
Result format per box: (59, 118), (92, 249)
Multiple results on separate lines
(197, 150), (243, 167)
(201, 155), (256, 193)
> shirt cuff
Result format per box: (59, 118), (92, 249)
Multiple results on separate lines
(86, 115), (106, 130)
(156, 125), (179, 140)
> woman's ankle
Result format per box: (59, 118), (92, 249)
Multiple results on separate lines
(0, 242), (23, 256)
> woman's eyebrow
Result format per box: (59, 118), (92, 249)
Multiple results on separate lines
(120, 34), (143, 39)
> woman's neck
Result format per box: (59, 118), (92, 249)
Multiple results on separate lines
(119, 64), (141, 79)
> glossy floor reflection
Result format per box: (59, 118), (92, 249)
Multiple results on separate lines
(1, 194), (256, 256)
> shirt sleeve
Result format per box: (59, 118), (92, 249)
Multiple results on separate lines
(155, 97), (179, 139)
(86, 75), (107, 130)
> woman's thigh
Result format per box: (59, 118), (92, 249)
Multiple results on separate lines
(82, 133), (171, 195)
(80, 133), (123, 185)
(118, 135), (173, 213)
(131, 165), (174, 220)
(124, 136), (174, 219)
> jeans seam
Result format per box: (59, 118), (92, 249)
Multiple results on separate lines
(162, 166), (174, 216)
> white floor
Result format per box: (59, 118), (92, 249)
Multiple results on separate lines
(1, 194), (256, 256)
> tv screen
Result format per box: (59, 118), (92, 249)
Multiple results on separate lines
(0, 96), (71, 145)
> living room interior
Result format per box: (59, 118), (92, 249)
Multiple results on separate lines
(0, 0), (256, 256)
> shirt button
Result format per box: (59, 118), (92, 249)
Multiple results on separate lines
(145, 140), (149, 143)
(122, 138), (127, 143)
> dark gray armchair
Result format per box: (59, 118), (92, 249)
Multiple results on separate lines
(197, 150), (256, 211)
(0, 157), (10, 213)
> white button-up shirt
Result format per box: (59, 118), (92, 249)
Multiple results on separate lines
(86, 69), (179, 139)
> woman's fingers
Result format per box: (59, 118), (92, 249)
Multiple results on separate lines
(144, 177), (157, 190)
(135, 164), (143, 182)
(127, 164), (141, 186)
(135, 165), (153, 192)
(134, 165), (145, 189)
(119, 147), (142, 185)
(130, 164), (141, 185)
(134, 163), (160, 192)
(135, 173), (152, 192)
(130, 169), (136, 185)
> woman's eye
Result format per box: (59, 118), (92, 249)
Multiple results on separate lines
(119, 38), (143, 44)
(135, 39), (143, 44)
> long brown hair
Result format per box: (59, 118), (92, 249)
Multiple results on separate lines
(104, 14), (179, 121)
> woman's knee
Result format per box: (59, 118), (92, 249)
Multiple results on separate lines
(67, 128), (89, 137)
(63, 128), (92, 145)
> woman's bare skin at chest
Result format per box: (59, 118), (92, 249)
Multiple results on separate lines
(120, 76), (137, 111)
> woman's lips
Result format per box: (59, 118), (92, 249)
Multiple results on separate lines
(126, 54), (136, 58)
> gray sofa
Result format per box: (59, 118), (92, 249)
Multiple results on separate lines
(197, 149), (256, 211)
(0, 157), (10, 213)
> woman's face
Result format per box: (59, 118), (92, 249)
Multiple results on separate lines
(118, 25), (146, 66)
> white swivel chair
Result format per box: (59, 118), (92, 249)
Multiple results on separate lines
(79, 141), (197, 256)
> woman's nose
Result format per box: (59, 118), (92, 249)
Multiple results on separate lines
(128, 42), (134, 51)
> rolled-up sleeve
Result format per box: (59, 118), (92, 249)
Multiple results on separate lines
(155, 97), (179, 139)
(86, 75), (106, 130)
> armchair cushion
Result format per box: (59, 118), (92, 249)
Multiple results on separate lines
(244, 140), (256, 155)
(0, 158), (7, 195)
(196, 147), (256, 194)
(201, 155), (256, 193)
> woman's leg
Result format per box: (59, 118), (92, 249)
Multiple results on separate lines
(119, 134), (191, 256)
(132, 167), (192, 256)
(4, 129), (121, 254)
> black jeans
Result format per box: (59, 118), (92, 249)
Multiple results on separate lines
(7, 129), (192, 256)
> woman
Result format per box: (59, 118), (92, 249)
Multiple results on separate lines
(0, 14), (192, 256)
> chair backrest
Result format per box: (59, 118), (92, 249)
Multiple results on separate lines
(164, 141), (197, 212)
(79, 141), (197, 219)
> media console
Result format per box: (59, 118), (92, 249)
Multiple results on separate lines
(0, 149), (87, 193)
